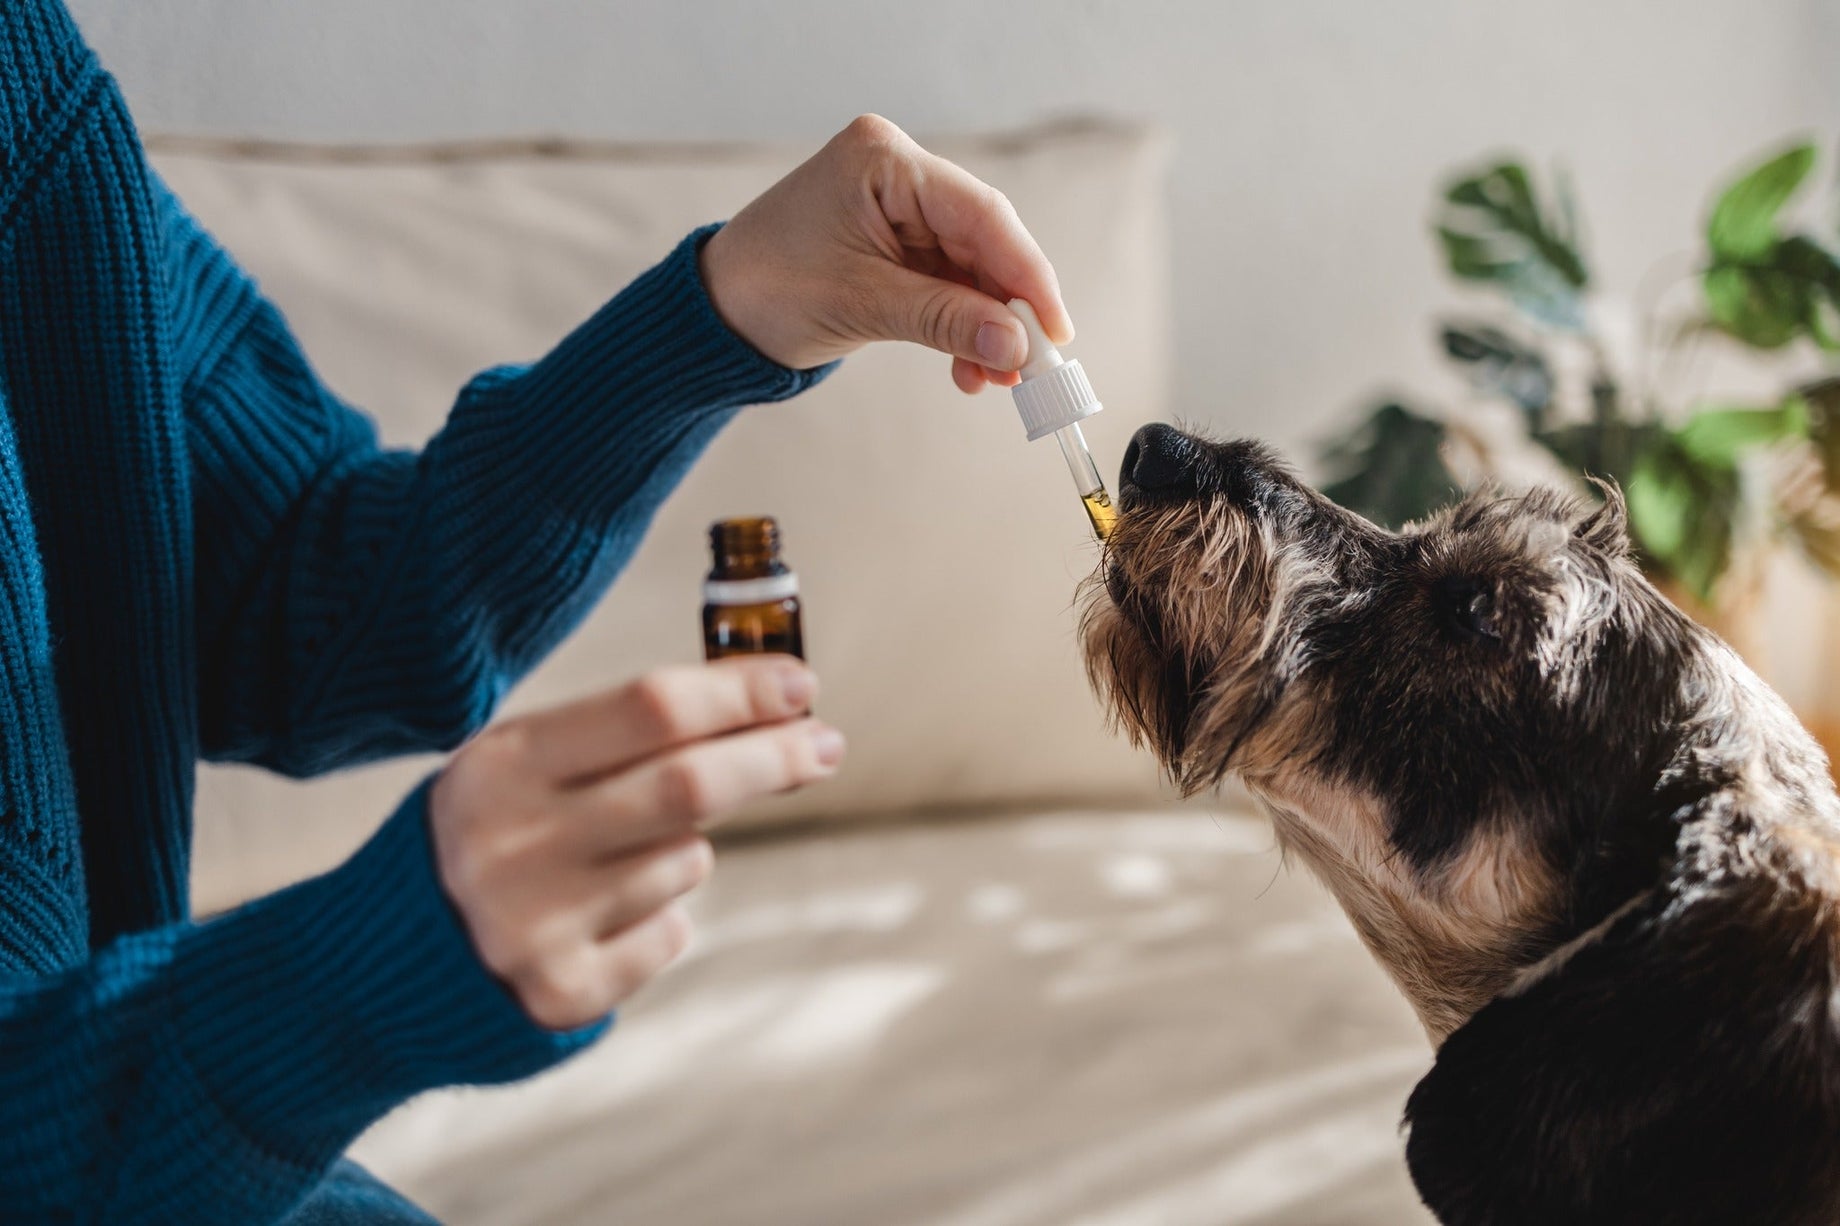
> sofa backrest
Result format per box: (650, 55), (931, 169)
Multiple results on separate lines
(156, 124), (1175, 913)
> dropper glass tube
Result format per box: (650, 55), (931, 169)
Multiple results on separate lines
(1054, 422), (1116, 541)
(1004, 297), (1114, 543)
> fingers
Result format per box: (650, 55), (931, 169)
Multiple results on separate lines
(594, 902), (694, 1010)
(571, 716), (846, 855)
(589, 834), (713, 940)
(520, 903), (695, 1031)
(903, 148), (1075, 348)
(850, 119), (1072, 386)
(952, 355), (1021, 394)
(871, 262), (1033, 376)
(701, 112), (1072, 377)
(433, 658), (845, 1034)
(952, 356), (985, 394)
(519, 656), (817, 783)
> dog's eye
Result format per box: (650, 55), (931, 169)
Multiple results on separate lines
(1433, 576), (1499, 642)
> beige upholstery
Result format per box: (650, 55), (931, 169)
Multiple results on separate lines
(153, 125), (1174, 914)
(348, 805), (1434, 1225)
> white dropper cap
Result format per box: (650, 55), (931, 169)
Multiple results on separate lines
(1007, 298), (1103, 441)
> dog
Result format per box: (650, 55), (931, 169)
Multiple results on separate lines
(1080, 422), (1840, 1226)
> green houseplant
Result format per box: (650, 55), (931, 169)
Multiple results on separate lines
(1321, 141), (1840, 614)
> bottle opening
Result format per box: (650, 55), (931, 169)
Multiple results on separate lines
(708, 516), (787, 580)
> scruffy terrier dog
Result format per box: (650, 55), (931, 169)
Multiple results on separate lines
(1082, 422), (1840, 1226)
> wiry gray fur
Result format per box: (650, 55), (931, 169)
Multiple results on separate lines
(1082, 425), (1840, 1226)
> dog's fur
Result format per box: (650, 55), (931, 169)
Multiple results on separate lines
(1082, 424), (1840, 1226)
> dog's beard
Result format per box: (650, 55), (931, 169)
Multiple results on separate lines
(1079, 496), (1293, 795)
(1079, 494), (1566, 1037)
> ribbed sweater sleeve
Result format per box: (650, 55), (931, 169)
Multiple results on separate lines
(0, 6), (844, 1220)
(163, 179), (833, 773)
(1, 782), (605, 1222)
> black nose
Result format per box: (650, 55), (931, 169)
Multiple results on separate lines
(1122, 423), (1198, 494)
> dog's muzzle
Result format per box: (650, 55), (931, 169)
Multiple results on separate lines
(1121, 422), (1202, 501)
(1106, 425), (1303, 610)
(1107, 423), (1212, 609)
(1119, 424), (1285, 511)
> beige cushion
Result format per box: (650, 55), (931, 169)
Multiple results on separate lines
(348, 803), (1433, 1225)
(156, 125), (1174, 914)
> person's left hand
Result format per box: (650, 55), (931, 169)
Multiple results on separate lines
(698, 114), (1074, 394)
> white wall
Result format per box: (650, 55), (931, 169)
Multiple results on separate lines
(69, 0), (1840, 457)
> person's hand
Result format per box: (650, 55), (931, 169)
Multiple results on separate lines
(699, 113), (1074, 395)
(429, 656), (843, 1030)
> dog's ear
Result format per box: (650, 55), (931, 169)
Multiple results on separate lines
(1404, 861), (1840, 1226)
(1573, 478), (1630, 557)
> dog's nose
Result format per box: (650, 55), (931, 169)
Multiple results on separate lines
(1122, 423), (1198, 495)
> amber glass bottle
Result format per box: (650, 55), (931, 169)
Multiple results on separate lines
(702, 517), (804, 660)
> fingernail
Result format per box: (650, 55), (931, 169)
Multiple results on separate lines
(781, 666), (815, 711)
(811, 725), (847, 768)
(976, 319), (1025, 370)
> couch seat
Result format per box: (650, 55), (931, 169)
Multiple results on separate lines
(351, 805), (1434, 1226)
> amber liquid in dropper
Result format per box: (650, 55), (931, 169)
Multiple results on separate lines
(1081, 488), (1118, 541)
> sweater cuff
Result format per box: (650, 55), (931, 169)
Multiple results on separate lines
(169, 779), (607, 1161)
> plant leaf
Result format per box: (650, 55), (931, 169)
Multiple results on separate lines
(1703, 235), (1840, 351)
(1776, 235), (1840, 351)
(1437, 226), (1513, 281)
(1439, 322), (1554, 424)
(1700, 143), (1840, 351)
(1708, 141), (1816, 262)
(1704, 262), (1809, 349)
(1533, 418), (1659, 490)
(1674, 400), (1809, 466)
(1435, 160), (1591, 330)
(1536, 403), (1803, 601)
(1624, 435), (1739, 602)
(1319, 402), (1459, 528)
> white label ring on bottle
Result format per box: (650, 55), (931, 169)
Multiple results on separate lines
(703, 574), (800, 604)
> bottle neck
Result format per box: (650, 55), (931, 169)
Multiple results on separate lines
(707, 517), (791, 580)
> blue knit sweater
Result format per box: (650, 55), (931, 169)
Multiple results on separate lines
(0, 4), (831, 1222)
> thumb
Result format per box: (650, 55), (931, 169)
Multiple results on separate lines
(872, 263), (1027, 372)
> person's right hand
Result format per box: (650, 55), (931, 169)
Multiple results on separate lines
(429, 656), (843, 1030)
(699, 114), (1073, 395)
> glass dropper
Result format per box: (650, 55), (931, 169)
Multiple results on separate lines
(1006, 299), (1114, 542)
(1054, 422), (1116, 540)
